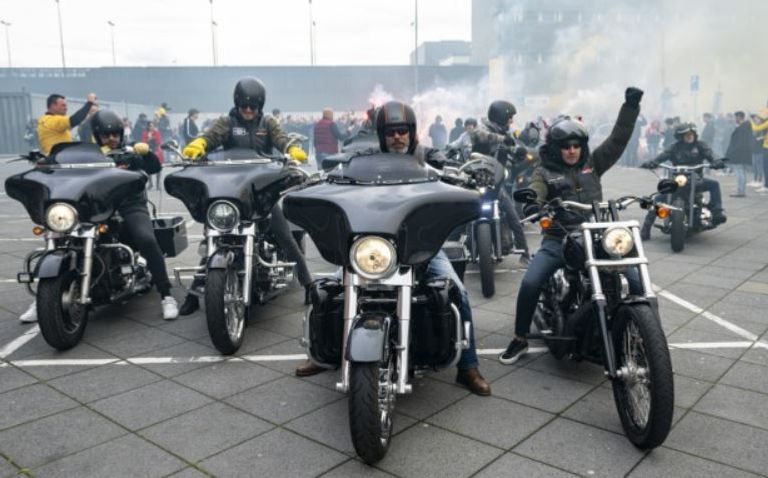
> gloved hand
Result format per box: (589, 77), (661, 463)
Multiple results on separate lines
(503, 132), (516, 146)
(133, 142), (150, 156)
(710, 159), (726, 170)
(523, 203), (541, 217)
(183, 138), (207, 160)
(288, 145), (308, 162)
(625, 87), (644, 107)
(512, 145), (528, 162)
(640, 160), (657, 169)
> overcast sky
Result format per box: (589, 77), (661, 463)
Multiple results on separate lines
(0, 0), (471, 67)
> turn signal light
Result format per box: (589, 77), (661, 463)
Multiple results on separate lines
(656, 207), (670, 219)
(32, 226), (45, 236)
(98, 224), (109, 234)
(540, 217), (553, 230)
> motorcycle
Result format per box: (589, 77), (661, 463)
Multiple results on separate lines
(283, 152), (478, 464)
(163, 143), (310, 354)
(515, 179), (677, 449)
(649, 162), (726, 253)
(6, 143), (188, 350)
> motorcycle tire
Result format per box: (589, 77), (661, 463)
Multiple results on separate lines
(611, 303), (674, 450)
(205, 267), (248, 355)
(670, 209), (685, 253)
(477, 222), (495, 298)
(37, 270), (89, 350)
(348, 357), (395, 464)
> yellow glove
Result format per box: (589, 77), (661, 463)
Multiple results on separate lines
(183, 138), (207, 160)
(133, 142), (149, 155)
(288, 145), (308, 162)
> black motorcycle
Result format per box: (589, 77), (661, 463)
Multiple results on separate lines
(6, 143), (187, 350)
(164, 145), (309, 354)
(515, 180), (677, 449)
(284, 153), (478, 464)
(650, 163), (725, 252)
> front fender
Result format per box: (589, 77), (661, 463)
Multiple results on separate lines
(35, 250), (77, 279)
(207, 250), (234, 270)
(345, 313), (391, 363)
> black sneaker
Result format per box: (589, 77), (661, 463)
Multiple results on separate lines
(499, 338), (528, 365)
(178, 294), (199, 316)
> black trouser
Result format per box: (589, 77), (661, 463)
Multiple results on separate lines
(120, 202), (172, 297)
(498, 188), (529, 254)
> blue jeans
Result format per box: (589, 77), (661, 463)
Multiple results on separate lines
(753, 153), (764, 182)
(699, 177), (723, 210)
(514, 237), (643, 337)
(426, 251), (478, 370)
(733, 164), (747, 195)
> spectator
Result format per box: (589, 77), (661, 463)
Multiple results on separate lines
(428, 115), (448, 149)
(23, 118), (38, 149)
(122, 117), (132, 140)
(726, 111), (754, 197)
(142, 121), (164, 190)
(449, 117), (464, 142)
(181, 108), (200, 146)
(132, 113), (149, 142)
(155, 103), (174, 143)
(701, 113), (715, 146)
(750, 112), (768, 193)
(646, 120), (663, 159)
(313, 107), (348, 168)
(37, 92), (98, 155)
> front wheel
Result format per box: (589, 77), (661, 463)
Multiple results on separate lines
(611, 303), (674, 449)
(670, 209), (685, 253)
(37, 270), (89, 350)
(205, 267), (248, 355)
(348, 355), (396, 464)
(477, 222), (495, 297)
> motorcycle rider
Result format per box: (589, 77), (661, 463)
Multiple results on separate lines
(639, 122), (727, 239)
(19, 110), (179, 323)
(179, 77), (312, 315)
(499, 87), (645, 364)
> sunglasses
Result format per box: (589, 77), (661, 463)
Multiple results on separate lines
(239, 104), (259, 112)
(384, 126), (409, 137)
(99, 132), (121, 139)
(560, 141), (582, 151)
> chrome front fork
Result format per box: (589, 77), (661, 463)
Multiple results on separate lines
(336, 268), (358, 393)
(79, 227), (97, 305)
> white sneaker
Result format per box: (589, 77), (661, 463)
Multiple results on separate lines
(757, 187), (768, 193)
(19, 301), (37, 323)
(748, 181), (762, 187)
(162, 296), (179, 320)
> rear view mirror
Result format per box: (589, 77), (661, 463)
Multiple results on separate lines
(657, 179), (678, 194)
(513, 188), (537, 204)
(161, 140), (179, 151)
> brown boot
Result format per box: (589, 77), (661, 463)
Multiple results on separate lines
(295, 359), (326, 377)
(456, 368), (491, 396)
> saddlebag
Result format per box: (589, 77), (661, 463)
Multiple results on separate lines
(306, 278), (345, 367)
(152, 216), (188, 258)
(411, 277), (461, 370)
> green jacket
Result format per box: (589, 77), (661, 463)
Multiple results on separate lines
(202, 109), (295, 154)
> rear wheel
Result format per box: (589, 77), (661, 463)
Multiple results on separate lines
(205, 267), (247, 355)
(670, 209), (685, 253)
(37, 270), (89, 350)
(477, 222), (495, 297)
(348, 355), (395, 464)
(611, 303), (674, 449)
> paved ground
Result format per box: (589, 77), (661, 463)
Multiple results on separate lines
(1, 156), (767, 478)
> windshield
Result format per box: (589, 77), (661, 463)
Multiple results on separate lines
(326, 152), (440, 185)
(48, 142), (111, 165)
(205, 148), (274, 164)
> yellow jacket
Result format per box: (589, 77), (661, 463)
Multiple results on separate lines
(37, 114), (72, 155)
(751, 118), (768, 149)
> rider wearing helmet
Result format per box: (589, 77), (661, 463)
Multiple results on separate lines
(499, 87), (645, 365)
(178, 78), (312, 316)
(639, 122), (726, 237)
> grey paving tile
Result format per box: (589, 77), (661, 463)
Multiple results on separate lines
(140, 402), (273, 462)
(475, 453), (578, 478)
(251, 313), (304, 338)
(694, 384), (768, 430)
(0, 384), (78, 430)
(166, 467), (210, 478)
(721, 360), (768, 395)
(47, 363), (162, 403)
(629, 447), (762, 478)
(173, 361), (282, 399)
(200, 428), (346, 478)
(226, 376), (343, 424)
(428, 394), (553, 449)
(514, 418), (645, 477)
(0, 458), (17, 478)
(319, 460), (397, 477)
(492, 367), (595, 413)
(666, 412), (768, 475)
(396, 376), (470, 420)
(81, 314), (150, 341)
(85, 326), (187, 357)
(429, 356), (517, 386)
(668, 349), (734, 383)
(681, 315), (767, 339)
(131, 340), (219, 378)
(90, 380), (212, 430)
(667, 328), (748, 359)
(156, 315), (211, 341)
(244, 339), (307, 375)
(671, 374), (711, 409)
(561, 384), (625, 434)
(376, 423), (501, 478)
(0, 407), (126, 468)
(472, 308), (512, 334)
(236, 327), (293, 354)
(524, 353), (608, 385)
(31, 434), (185, 478)
(0, 366), (37, 394)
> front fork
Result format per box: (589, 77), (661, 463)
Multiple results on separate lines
(78, 227), (97, 305)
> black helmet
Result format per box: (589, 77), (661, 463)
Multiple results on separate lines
(545, 116), (589, 145)
(91, 110), (124, 146)
(375, 101), (417, 154)
(487, 100), (517, 129)
(674, 122), (697, 140)
(233, 77), (266, 111)
(519, 121), (541, 147)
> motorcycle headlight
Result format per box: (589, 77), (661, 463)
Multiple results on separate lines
(350, 236), (396, 280)
(601, 226), (634, 257)
(45, 203), (78, 233)
(674, 174), (688, 187)
(207, 200), (240, 232)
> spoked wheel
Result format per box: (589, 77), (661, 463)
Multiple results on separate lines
(611, 303), (674, 449)
(348, 354), (396, 464)
(37, 270), (89, 350)
(205, 267), (248, 355)
(476, 222), (495, 298)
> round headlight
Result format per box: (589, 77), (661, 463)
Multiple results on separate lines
(350, 236), (396, 280)
(674, 174), (688, 187)
(602, 227), (634, 257)
(45, 203), (78, 233)
(207, 200), (240, 232)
